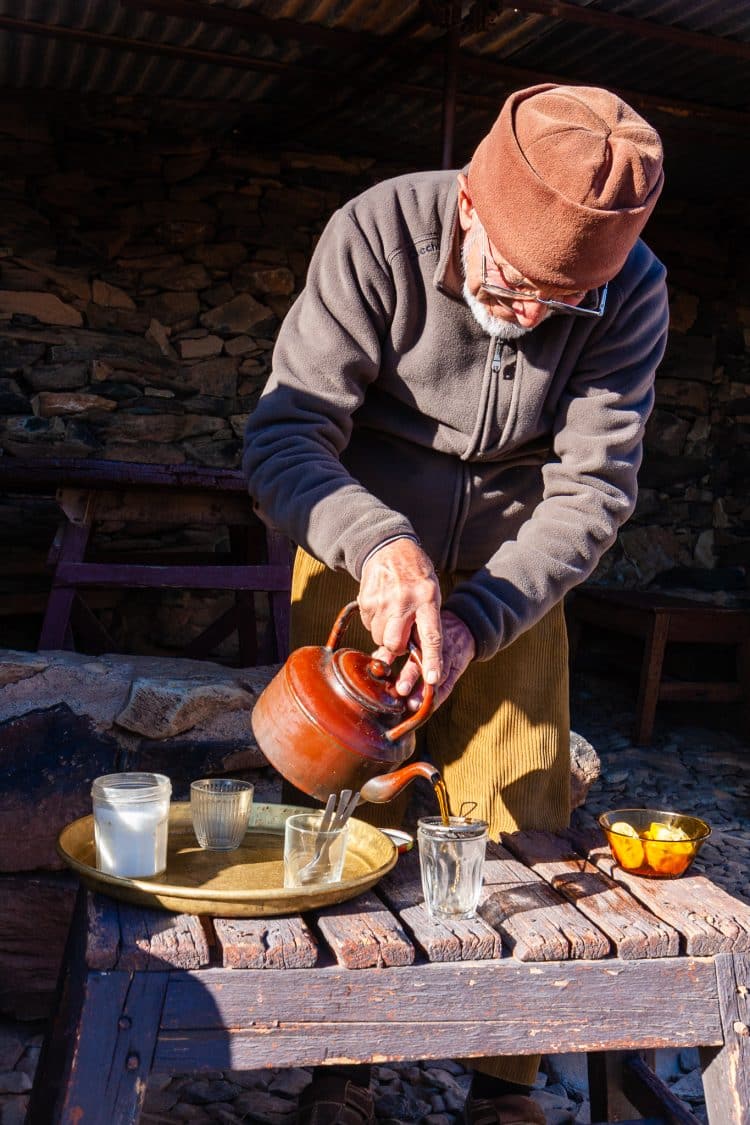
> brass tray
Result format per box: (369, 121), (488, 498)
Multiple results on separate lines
(57, 802), (397, 917)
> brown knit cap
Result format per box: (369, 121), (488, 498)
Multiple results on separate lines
(467, 83), (664, 290)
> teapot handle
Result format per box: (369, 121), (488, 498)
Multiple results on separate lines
(325, 601), (360, 651)
(325, 603), (435, 742)
(385, 643), (435, 743)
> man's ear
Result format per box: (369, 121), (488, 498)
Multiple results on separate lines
(456, 173), (474, 233)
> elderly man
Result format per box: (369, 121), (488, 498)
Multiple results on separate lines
(243, 83), (668, 1125)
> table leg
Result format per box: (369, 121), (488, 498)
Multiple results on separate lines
(700, 952), (750, 1125)
(634, 611), (669, 745)
(587, 1049), (663, 1122)
(27, 889), (168, 1125)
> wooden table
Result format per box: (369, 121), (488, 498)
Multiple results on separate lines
(567, 588), (750, 745)
(27, 828), (750, 1125)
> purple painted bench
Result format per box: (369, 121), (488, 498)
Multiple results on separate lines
(0, 457), (292, 663)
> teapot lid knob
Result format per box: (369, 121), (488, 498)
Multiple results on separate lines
(368, 659), (391, 680)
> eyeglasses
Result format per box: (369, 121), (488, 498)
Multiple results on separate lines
(481, 234), (608, 319)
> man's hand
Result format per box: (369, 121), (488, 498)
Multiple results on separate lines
(358, 538), (443, 686)
(385, 610), (476, 710)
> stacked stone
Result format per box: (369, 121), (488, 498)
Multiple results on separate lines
(0, 97), (385, 653)
(590, 199), (750, 596)
(0, 99), (388, 470)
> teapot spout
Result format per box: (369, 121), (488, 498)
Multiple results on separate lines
(359, 761), (440, 804)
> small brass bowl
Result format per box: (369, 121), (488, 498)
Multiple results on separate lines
(381, 828), (414, 854)
(599, 808), (711, 879)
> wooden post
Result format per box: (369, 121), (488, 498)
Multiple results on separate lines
(440, 23), (459, 169)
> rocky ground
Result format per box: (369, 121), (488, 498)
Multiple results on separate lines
(2, 662), (748, 1125)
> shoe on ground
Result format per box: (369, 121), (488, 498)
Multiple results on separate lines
(297, 1073), (374, 1125)
(464, 1092), (547, 1125)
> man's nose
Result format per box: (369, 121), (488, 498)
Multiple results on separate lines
(510, 297), (548, 327)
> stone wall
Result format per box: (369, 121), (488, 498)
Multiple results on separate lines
(1, 93), (749, 658)
(594, 198), (750, 596)
(0, 95), (399, 656)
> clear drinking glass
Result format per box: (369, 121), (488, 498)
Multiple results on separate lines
(190, 779), (254, 851)
(418, 816), (489, 920)
(283, 811), (349, 888)
(92, 772), (172, 878)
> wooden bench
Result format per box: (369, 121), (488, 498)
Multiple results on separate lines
(567, 587), (750, 745)
(27, 827), (750, 1125)
(0, 457), (292, 663)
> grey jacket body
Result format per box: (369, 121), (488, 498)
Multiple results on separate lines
(242, 170), (669, 660)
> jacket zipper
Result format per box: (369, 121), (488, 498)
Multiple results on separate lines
(491, 338), (503, 379)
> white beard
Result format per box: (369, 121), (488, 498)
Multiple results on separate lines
(462, 281), (534, 340)
(461, 227), (542, 339)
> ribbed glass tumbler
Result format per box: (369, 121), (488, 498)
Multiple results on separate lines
(190, 778), (254, 851)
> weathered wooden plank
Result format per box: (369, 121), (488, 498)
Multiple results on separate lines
(700, 952), (750, 1125)
(378, 848), (502, 962)
(577, 833), (750, 956)
(116, 903), (210, 971)
(46, 970), (169, 1124)
(502, 831), (679, 959)
(316, 891), (414, 968)
(84, 487), (257, 526)
(624, 1055), (704, 1125)
(154, 957), (722, 1071)
(473, 838), (610, 961)
(0, 455), (247, 493)
(108, 971), (170, 1124)
(86, 892), (121, 970)
(54, 561), (291, 590)
(213, 915), (318, 969)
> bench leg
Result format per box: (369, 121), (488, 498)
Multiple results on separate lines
(27, 890), (168, 1125)
(39, 520), (91, 651)
(700, 952), (750, 1125)
(634, 611), (669, 745)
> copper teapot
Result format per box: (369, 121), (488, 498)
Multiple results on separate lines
(251, 602), (439, 803)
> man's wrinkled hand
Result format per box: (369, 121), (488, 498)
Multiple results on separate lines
(383, 610), (475, 710)
(358, 538), (442, 687)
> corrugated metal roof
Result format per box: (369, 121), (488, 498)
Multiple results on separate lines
(1, 0), (749, 194)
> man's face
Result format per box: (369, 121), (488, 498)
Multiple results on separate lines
(456, 174), (590, 339)
(461, 225), (545, 339)
(461, 221), (552, 337)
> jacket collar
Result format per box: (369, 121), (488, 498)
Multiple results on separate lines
(434, 172), (464, 300)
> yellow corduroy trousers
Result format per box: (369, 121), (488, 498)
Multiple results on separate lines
(288, 548), (571, 1087)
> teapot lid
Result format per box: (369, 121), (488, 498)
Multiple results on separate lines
(331, 650), (404, 715)
(285, 642), (411, 762)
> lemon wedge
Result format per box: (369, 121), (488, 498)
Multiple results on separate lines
(607, 821), (644, 870)
(610, 821), (639, 837)
(646, 822), (689, 842)
(643, 822), (693, 874)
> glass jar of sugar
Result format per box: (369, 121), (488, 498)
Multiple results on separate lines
(91, 773), (172, 878)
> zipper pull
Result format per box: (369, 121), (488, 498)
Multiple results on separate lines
(490, 339), (503, 376)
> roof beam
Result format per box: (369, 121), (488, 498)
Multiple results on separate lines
(2, 12), (750, 132)
(494, 0), (750, 62)
(122, 0), (750, 63)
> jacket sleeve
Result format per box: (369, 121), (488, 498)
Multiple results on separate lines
(242, 205), (418, 575)
(444, 249), (669, 661)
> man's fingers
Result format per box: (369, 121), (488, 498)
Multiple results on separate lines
(395, 655), (422, 697)
(414, 604), (443, 685)
(381, 614), (413, 656)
